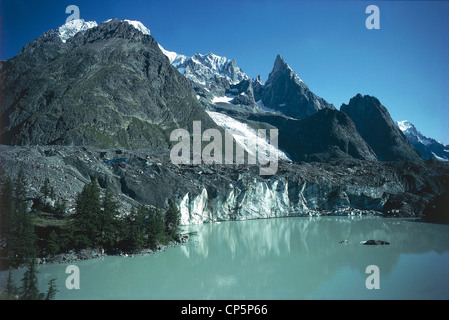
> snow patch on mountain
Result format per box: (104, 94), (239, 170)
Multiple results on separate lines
(206, 111), (291, 162)
(158, 44), (188, 68)
(432, 152), (448, 162)
(124, 20), (150, 35)
(57, 19), (98, 42)
(397, 120), (413, 132)
(212, 95), (235, 103)
(256, 100), (283, 115)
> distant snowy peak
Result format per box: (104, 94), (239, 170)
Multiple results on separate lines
(397, 120), (433, 146)
(397, 120), (449, 161)
(124, 20), (150, 35)
(397, 120), (420, 137)
(164, 51), (249, 86)
(57, 19), (98, 42)
(191, 53), (228, 74)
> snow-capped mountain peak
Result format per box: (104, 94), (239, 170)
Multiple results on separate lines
(193, 53), (228, 72)
(162, 50), (249, 86)
(57, 19), (98, 43)
(397, 120), (415, 133)
(397, 120), (432, 145)
(397, 120), (449, 161)
(124, 20), (150, 35)
(57, 19), (151, 43)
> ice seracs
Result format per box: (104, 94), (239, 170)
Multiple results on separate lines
(57, 19), (98, 43)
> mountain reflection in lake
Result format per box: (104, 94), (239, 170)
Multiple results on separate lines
(1, 217), (448, 299)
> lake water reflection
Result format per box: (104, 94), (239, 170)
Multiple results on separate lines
(2, 216), (448, 299)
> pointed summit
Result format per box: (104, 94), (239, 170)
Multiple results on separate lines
(341, 94), (422, 162)
(259, 55), (334, 119)
(273, 54), (289, 71)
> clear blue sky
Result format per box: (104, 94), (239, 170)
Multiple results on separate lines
(1, 0), (448, 144)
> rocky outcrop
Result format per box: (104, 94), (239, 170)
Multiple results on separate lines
(361, 240), (390, 245)
(341, 94), (422, 162)
(247, 108), (378, 162)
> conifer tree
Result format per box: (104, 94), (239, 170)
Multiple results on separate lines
(45, 278), (58, 300)
(74, 178), (101, 248)
(147, 207), (165, 249)
(47, 230), (59, 256)
(165, 202), (181, 241)
(99, 187), (119, 249)
(0, 177), (13, 239)
(6, 170), (37, 267)
(6, 270), (17, 299)
(21, 258), (41, 300)
(123, 206), (146, 252)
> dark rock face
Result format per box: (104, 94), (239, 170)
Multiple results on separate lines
(227, 79), (255, 106)
(341, 94), (422, 162)
(259, 55), (335, 119)
(248, 108), (378, 162)
(252, 75), (264, 103)
(0, 19), (216, 149)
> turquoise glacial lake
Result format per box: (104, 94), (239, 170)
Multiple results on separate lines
(1, 216), (448, 299)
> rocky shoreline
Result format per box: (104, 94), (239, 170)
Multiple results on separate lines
(44, 233), (190, 266)
(1, 234), (190, 271)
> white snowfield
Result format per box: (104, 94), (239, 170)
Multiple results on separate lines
(206, 111), (291, 162)
(58, 19), (98, 42)
(212, 95), (235, 103)
(124, 20), (150, 35)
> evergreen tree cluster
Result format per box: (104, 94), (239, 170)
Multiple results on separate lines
(0, 171), (38, 268)
(70, 178), (181, 253)
(0, 171), (182, 267)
